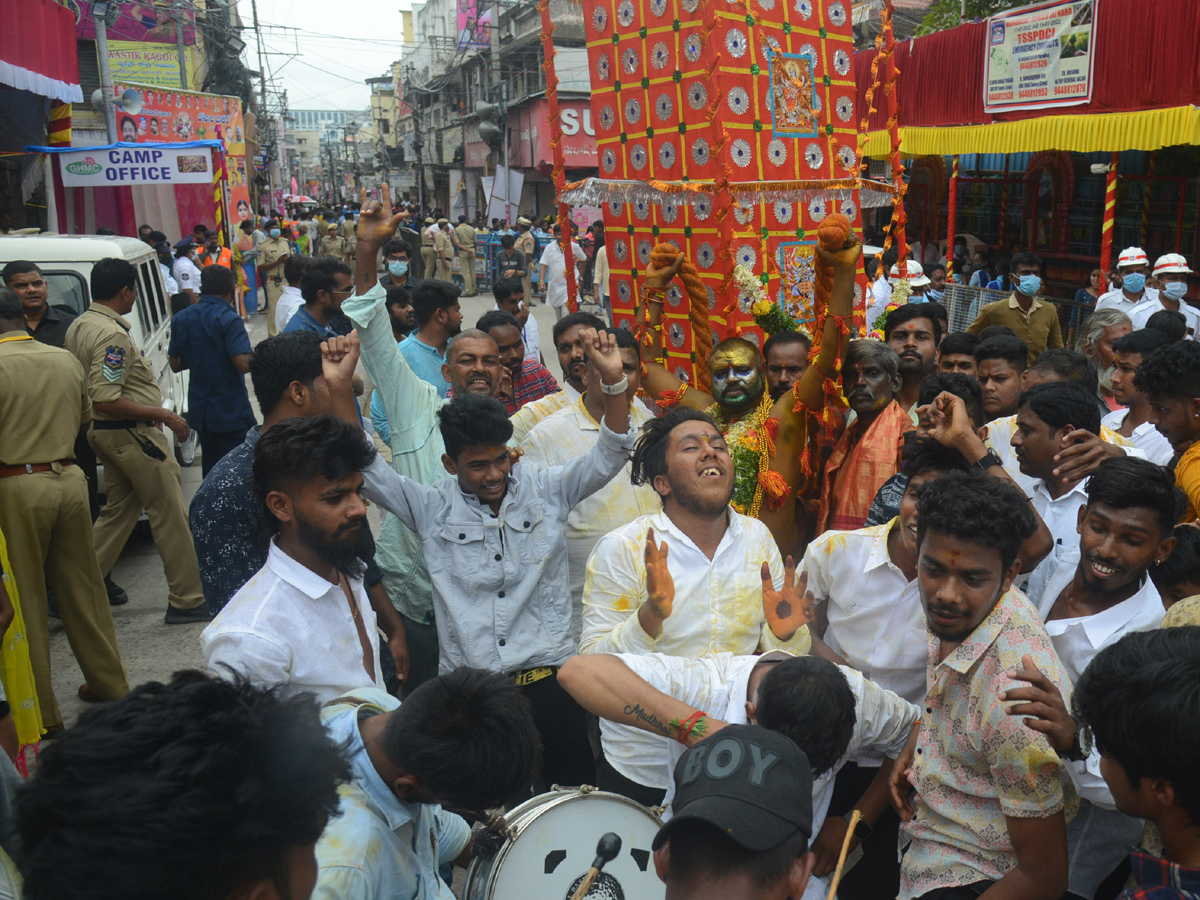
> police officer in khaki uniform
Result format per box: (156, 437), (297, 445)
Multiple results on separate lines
(515, 216), (537, 305)
(339, 208), (357, 263)
(320, 223), (349, 265)
(434, 218), (455, 282)
(64, 258), (210, 625)
(0, 288), (129, 732)
(452, 214), (479, 296)
(258, 219), (291, 336)
(420, 217), (437, 281)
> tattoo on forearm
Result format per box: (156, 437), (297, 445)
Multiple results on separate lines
(624, 703), (671, 736)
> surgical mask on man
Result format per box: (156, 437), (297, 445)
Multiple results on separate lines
(388, 260), (409, 278)
(1122, 272), (1147, 294)
(1163, 281), (1189, 302)
(927, 288), (944, 302)
(269, 228), (281, 238)
(1017, 274), (1040, 296)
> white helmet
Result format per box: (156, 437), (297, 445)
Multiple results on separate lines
(1117, 247), (1149, 269)
(1153, 253), (1193, 276)
(888, 259), (931, 287)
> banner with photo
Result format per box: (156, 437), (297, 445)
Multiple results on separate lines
(59, 145), (215, 187)
(112, 82), (252, 222)
(75, 1), (196, 43)
(984, 0), (1096, 113)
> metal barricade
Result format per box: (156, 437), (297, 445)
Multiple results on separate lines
(940, 283), (1098, 346)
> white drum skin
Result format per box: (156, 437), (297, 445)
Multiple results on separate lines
(464, 788), (666, 900)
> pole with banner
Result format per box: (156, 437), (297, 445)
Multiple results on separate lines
(882, 0), (907, 267)
(537, 0), (579, 312)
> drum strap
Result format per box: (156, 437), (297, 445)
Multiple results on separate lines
(511, 666), (557, 687)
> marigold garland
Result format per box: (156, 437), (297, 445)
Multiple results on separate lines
(708, 391), (775, 518)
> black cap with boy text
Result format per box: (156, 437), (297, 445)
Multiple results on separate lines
(652, 724), (813, 853)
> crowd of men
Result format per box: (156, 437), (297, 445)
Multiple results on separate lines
(0, 184), (1198, 900)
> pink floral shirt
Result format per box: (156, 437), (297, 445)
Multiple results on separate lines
(899, 589), (1078, 899)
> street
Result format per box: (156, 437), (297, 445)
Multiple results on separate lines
(46, 284), (576, 728)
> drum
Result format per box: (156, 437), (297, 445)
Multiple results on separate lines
(463, 787), (666, 900)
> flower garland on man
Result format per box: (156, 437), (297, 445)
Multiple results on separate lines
(637, 213), (861, 557)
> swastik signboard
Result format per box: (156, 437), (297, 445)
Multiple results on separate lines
(984, 0), (1096, 113)
(59, 146), (214, 186)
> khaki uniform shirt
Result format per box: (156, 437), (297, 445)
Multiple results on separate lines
(0, 333), (91, 465)
(515, 230), (535, 258)
(453, 223), (477, 254)
(259, 237), (291, 278)
(65, 304), (163, 417)
(321, 235), (348, 258)
(433, 229), (454, 261)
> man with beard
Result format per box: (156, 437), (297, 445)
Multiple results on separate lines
(1028, 457), (1179, 900)
(1076, 308), (1132, 410)
(348, 325), (635, 791)
(476, 310), (560, 414)
(889, 471), (1075, 900)
(202, 414), (385, 703)
(344, 187), (504, 694)
(885, 303), (942, 422)
(580, 406), (815, 804)
(817, 341), (913, 533)
(509, 311), (605, 445)
(638, 232), (862, 556)
(384, 284), (415, 342)
(763, 331), (812, 401)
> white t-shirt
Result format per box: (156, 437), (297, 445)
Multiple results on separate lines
(172, 255), (202, 294)
(275, 285), (305, 333)
(1128, 296), (1200, 339)
(539, 239), (585, 309)
(1095, 286), (1158, 316)
(1101, 408), (1174, 465)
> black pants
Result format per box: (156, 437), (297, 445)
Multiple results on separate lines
(516, 671), (595, 792)
(827, 762), (903, 900)
(398, 611), (440, 698)
(200, 429), (246, 477)
(597, 752), (667, 808)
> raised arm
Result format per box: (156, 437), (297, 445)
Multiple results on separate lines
(637, 252), (713, 410)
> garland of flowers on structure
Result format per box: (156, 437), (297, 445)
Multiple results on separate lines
(649, 244), (713, 394)
(866, 279), (913, 340)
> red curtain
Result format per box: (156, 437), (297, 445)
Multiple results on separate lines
(854, 0), (1200, 130)
(0, 0), (81, 101)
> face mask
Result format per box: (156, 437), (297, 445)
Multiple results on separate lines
(1122, 272), (1146, 294)
(388, 260), (409, 278)
(1017, 274), (1041, 296)
(1163, 281), (1189, 302)
(927, 288), (944, 301)
(269, 228), (281, 238)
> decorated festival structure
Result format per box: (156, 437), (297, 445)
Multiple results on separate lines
(549, 0), (899, 388)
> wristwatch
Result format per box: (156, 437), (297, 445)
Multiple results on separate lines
(843, 812), (873, 843)
(970, 448), (1003, 473)
(1063, 719), (1093, 762)
(600, 376), (629, 395)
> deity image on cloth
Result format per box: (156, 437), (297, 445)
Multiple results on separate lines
(770, 53), (818, 136)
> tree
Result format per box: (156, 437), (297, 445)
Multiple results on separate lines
(917, 0), (1024, 35)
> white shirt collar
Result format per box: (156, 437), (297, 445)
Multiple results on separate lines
(1033, 476), (1090, 505)
(265, 539), (339, 600)
(650, 507), (743, 558)
(1044, 574), (1163, 647)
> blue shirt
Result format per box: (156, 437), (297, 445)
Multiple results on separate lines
(168, 294), (255, 433)
(189, 426), (263, 615)
(371, 333), (449, 444)
(283, 305), (337, 336)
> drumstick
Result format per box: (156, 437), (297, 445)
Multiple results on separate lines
(569, 832), (622, 900)
(826, 810), (861, 900)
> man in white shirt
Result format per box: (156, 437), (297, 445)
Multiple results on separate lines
(509, 311), (606, 445)
(312, 671), (541, 900)
(1095, 246), (1158, 316)
(1104, 329), (1175, 465)
(1031, 457), (1177, 900)
(1010, 381), (1103, 606)
(520, 327), (661, 637)
(580, 405), (813, 802)
(538, 224), (585, 321)
(866, 257), (894, 332)
(1128, 253), (1199, 338)
(202, 414), (384, 704)
(274, 254), (310, 334)
(493, 276), (542, 364)
(171, 237), (203, 302)
(557, 652), (919, 900)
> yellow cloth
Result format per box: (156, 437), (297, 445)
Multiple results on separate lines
(0, 528), (45, 748)
(1162, 594), (1200, 628)
(861, 105), (1200, 157)
(1175, 441), (1200, 522)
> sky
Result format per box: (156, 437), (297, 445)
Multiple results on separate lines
(236, 0), (414, 114)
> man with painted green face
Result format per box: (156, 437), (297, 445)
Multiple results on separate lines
(816, 341), (914, 533)
(637, 235), (864, 556)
